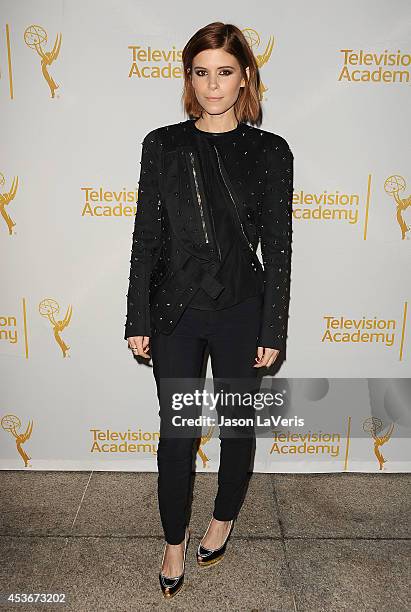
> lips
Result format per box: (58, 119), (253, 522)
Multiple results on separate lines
(206, 97), (223, 100)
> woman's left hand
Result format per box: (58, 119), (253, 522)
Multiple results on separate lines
(253, 346), (280, 368)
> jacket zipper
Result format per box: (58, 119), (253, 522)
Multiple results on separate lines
(212, 144), (254, 254)
(187, 150), (222, 261)
(188, 151), (209, 243)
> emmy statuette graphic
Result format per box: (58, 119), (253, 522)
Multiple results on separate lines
(242, 28), (274, 98)
(1, 414), (33, 467)
(196, 425), (215, 468)
(363, 417), (394, 470)
(39, 298), (72, 357)
(0, 172), (18, 235)
(24, 24), (62, 98)
(384, 175), (411, 240)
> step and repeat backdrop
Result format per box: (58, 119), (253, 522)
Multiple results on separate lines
(1, 0), (410, 472)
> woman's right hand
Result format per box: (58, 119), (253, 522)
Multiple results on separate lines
(127, 336), (151, 359)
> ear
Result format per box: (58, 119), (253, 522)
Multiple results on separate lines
(241, 66), (250, 88)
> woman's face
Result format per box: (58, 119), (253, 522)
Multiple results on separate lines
(190, 48), (249, 117)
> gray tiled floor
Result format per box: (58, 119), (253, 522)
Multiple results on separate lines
(0, 471), (410, 611)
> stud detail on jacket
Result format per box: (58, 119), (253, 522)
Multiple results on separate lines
(124, 120), (294, 353)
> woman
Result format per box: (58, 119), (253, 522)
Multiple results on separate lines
(124, 22), (293, 599)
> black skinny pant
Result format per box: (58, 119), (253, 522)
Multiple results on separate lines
(150, 294), (263, 544)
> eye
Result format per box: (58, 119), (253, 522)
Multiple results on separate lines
(194, 70), (234, 77)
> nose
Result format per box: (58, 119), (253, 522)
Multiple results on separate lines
(207, 75), (219, 90)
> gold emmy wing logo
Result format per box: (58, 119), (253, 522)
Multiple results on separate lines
(242, 28), (273, 98)
(363, 417), (394, 470)
(196, 425), (215, 468)
(24, 25), (61, 98)
(384, 175), (411, 240)
(1, 414), (33, 467)
(39, 298), (72, 357)
(0, 172), (18, 235)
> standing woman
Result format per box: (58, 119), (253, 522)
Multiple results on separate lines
(125, 22), (293, 599)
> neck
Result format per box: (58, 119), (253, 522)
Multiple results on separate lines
(194, 115), (239, 133)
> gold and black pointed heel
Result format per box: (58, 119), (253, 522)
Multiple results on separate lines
(196, 518), (234, 567)
(159, 527), (190, 599)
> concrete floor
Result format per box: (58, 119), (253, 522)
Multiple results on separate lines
(0, 471), (410, 611)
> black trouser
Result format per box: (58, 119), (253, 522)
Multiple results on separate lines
(150, 294), (263, 545)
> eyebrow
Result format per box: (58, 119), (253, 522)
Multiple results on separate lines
(193, 65), (236, 70)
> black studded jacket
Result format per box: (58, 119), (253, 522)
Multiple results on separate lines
(124, 118), (294, 353)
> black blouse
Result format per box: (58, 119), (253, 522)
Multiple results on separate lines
(188, 122), (263, 310)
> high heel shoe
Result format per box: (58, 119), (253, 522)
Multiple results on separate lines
(159, 527), (190, 599)
(196, 518), (234, 567)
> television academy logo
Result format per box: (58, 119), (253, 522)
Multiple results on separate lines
(129, 27), (274, 99)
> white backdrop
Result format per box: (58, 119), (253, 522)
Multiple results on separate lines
(1, 0), (410, 472)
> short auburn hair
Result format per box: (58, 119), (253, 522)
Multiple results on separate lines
(181, 22), (262, 126)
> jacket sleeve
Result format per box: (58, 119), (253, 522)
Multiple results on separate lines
(257, 134), (294, 352)
(124, 130), (162, 340)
